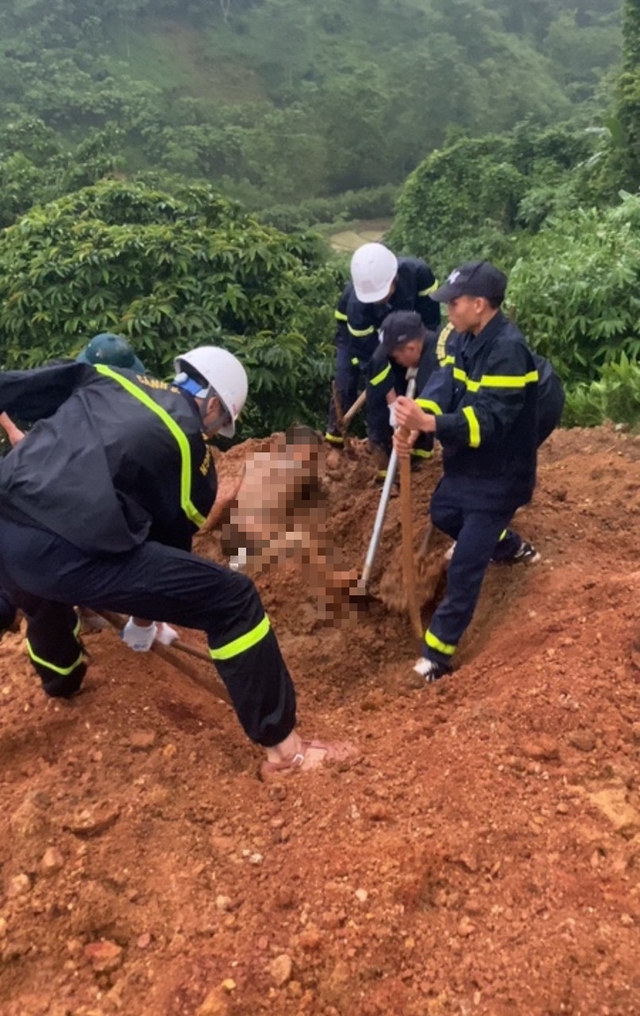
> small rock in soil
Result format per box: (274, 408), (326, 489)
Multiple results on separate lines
(129, 730), (156, 750)
(270, 953), (293, 986)
(519, 735), (560, 761)
(63, 803), (121, 837)
(7, 873), (32, 898)
(195, 987), (229, 1016)
(83, 940), (123, 973)
(568, 729), (597, 752)
(41, 847), (65, 874)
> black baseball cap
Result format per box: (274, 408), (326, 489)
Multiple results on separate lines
(374, 310), (427, 362)
(430, 260), (507, 302)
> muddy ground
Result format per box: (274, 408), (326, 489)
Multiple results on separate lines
(0, 425), (639, 1016)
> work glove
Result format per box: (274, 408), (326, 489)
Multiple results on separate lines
(121, 618), (178, 651)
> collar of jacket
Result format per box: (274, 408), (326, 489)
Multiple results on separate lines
(460, 310), (507, 360)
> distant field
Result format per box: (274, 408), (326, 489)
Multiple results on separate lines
(329, 218), (394, 253)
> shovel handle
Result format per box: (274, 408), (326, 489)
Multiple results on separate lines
(398, 430), (424, 641)
(86, 608), (231, 705)
(342, 390), (366, 427)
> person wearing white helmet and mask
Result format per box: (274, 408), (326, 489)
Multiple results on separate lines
(327, 243), (441, 480)
(0, 347), (353, 777)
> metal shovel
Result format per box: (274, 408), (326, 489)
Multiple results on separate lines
(352, 368), (418, 599)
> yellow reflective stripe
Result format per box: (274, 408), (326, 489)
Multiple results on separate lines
(442, 355), (455, 366)
(416, 398), (442, 415)
(425, 630), (456, 656)
(370, 364), (391, 386)
(26, 639), (84, 676)
(463, 406), (480, 447)
(453, 367), (473, 388)
(209, 614), (271, 661)
(73, 616), (81, 637)
(436, 323), (454, 365)
(411, 448), (433, 459)
(348, 324), (375, 337)
(479, 371), (539, 388)
(418, 279), (439, 296)
(325, 432), (344, 445)
(350, 357), (359, 365)
(453, 369), (538, 392)
(96, 365), (206, 528)
(335, 310), (348, 321)
(497, 529), (508, 541)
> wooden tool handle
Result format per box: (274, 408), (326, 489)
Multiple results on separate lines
(342, 389), (367, 427)
(88, 609), (231, 705)
(398, 430), (423, 641)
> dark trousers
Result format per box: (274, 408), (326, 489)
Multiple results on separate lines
(423, 485), (521, 668)
(367, 361), (434, 461)
(0, 520), (296, 747)
(326, 343), (362, 441)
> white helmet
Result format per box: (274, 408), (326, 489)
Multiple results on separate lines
(174, 346), (248, 438)
(350, 243), (398, 303)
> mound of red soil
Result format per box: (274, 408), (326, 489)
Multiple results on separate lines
(1, 425), (639, 1016)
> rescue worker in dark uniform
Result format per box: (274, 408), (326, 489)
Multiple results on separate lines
(0, 410), (23, 638)
(324, 243), (441, 461)
(394, 261), (542, 683)
(324, 282), (359, 446)
(0, 348), (351, 776)
(0, 334), (150, 643)
(366, 311), (454, 473)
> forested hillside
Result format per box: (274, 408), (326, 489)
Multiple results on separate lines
(0, 0), (638, 436)
(0, 0), (621, 216)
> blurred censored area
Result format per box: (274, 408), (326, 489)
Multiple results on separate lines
(219, 426), (358, 619)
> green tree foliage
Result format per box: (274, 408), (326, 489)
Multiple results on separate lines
(0, 180), (338, 437)
(563, 355), (640, 428)
(0, 118), (128, 227)
(388, 123), (595, 274)
(612, 0), (640, 190)
(508, 195), (640, 383)
(0, 0), (622, 212)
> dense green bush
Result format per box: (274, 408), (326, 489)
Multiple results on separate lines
(0, 180), (339, 438)
(563, 354), (640, 427)
(388, 124), (596, 275)
(508, 195), (640, 382)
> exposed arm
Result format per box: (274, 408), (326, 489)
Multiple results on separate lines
(0, 412), (26, 446)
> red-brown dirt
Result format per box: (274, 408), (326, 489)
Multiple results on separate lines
(1, 425), (639, 1016)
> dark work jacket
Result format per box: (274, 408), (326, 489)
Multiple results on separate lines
(0, 362), (217, 554)
(416, 312), (538, 511)
(368, 324), (448, 402)
(346, 257), (441, 366)
(334, 283), (354, 351)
